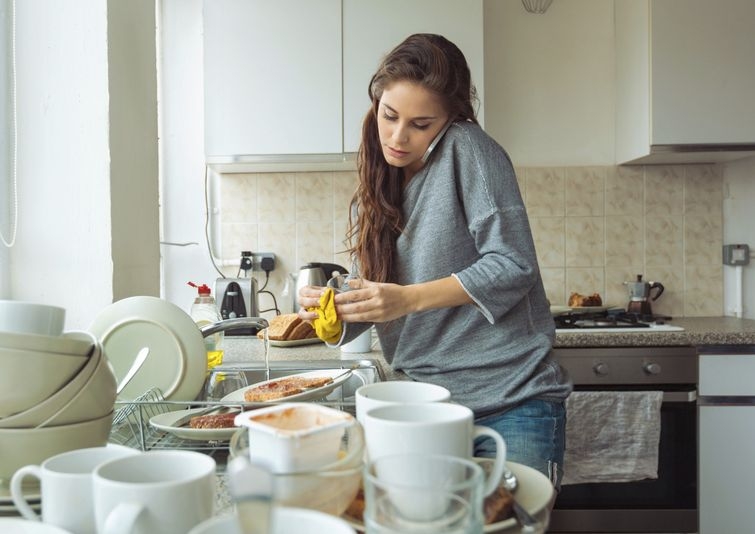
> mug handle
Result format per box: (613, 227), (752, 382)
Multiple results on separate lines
(10, 465), (43, 521)
(472, 425), (507, 496)
(104, 502), (145, 534)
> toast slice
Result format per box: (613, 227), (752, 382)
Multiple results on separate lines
(287, 320), (316, 340)
(264, 313), (302, 340)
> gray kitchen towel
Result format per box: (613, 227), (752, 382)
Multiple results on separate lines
(562, 390), (663, 485)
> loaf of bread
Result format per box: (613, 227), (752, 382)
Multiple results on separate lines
(256, 313), (318, 341)
(568, 292), (603, 307)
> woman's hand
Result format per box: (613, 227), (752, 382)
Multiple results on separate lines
(296, 285), (326, 321)
(332, 278), (414, 323)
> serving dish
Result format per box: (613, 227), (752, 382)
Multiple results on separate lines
(148, 407), (239, 442)
(221, 369), (352, 403)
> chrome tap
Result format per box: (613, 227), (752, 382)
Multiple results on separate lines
(200, 316), (269, 338)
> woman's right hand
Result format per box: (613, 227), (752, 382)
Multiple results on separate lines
(297, 285), (325, 321)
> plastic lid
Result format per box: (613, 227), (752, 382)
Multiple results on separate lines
(188, 281), (211, 295)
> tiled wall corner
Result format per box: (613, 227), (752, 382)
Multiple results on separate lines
(220, 164), (723, 318)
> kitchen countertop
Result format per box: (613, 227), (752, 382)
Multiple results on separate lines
(223, 317), (755, 367)
(554, 316), (755, 348)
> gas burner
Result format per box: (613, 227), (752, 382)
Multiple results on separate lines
(553, 309), (673, 330)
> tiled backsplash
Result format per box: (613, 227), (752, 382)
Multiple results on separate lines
(221, 164), (723, 317)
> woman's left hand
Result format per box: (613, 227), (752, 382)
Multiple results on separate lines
(333, 278), (414, 323)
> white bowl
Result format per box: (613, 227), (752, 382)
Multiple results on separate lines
(0, 411), (114, 480)
(35, 343), (116, 427)
(0, 300), (65, 337)
(0, 330), (95, 357)
(0, 348), (89, 418)
(0, 341), (102, 429)
(188, 507), (356, 534)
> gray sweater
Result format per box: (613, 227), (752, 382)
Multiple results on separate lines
(343, 121), (572, 416)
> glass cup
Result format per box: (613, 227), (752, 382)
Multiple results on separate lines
(204, 369), (248, 401)
(364, 453), (484, 534)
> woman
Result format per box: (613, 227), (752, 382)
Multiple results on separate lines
(298, 33), (572, 488)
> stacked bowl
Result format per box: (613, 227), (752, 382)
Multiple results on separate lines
(0, 301), (117, 482)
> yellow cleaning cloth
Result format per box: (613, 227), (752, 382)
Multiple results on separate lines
(309, 287), (342, 343)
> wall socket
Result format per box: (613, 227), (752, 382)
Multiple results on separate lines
(722, 244), (750, 266)
(251, 252), (275, 272)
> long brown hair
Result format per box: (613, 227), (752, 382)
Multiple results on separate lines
(346, 34), (479, 283)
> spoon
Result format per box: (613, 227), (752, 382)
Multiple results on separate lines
(116, 347), (150, 395)
(501, 468), (544, 533)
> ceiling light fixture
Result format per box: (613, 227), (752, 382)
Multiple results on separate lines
(522, 0), (553, 14)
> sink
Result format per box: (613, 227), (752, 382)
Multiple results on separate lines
(213, 359), (385, 410)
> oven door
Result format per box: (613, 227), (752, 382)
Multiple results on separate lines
(549, 386), (698, 533)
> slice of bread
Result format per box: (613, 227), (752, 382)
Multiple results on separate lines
(265, 313), (302, 340)
(287, 320), (316, 341)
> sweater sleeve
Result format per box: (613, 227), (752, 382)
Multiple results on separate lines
(450, 126), (542, 323)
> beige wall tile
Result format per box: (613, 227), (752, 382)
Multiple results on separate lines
(606, 165), (643, 215)
(684, 264), (723, 316)
(645, 216), (683, 267)
(525, 167), (564, 216)
(565, 217), (604, 267)
(685, 215), (723, 265)
(531, 217), (565, 268)
(605, 216), (643, 267)
(685, 165), (723, 217)
(645, 165), (684, 216)
(258, 173), (296, 223)
(565, 166), (605, 216)
(219, 163), (725, 318)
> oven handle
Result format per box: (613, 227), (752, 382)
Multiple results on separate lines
(663, 390), (697, 403)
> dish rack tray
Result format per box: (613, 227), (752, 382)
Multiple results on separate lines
(108, 388), (357, 454)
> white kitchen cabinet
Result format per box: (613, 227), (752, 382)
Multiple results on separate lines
(203, 0), (342, 157)
(615, 0), (755, 164)
(698, 351), (755, 534)
(342, 0), (484, 153)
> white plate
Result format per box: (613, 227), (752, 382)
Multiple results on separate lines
(343, 459), (554, 533)
(89, 296), (206, 401)
(222, 369), (353, 403)
(0, 481), (40, 506)
(0, 330), (94, 356)
(268, 338), (324, 347)
(568, 305), (610, 313)
(149, 407), (240, 441)
(550, 306), (571, 316)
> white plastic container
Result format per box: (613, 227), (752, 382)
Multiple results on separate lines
(234, 403), (354, 473)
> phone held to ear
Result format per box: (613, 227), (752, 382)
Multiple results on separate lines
(421, 120), (453, 164)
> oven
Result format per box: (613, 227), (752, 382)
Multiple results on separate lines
(549, 335), (698, 533)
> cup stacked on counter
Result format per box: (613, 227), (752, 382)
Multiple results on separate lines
(0, 300), (117, 483)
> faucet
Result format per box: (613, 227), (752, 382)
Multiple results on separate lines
(199, 316), (269, 338)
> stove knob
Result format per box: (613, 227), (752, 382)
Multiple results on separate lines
(643, 362), (662, 375)
(592, 362), (609, 376)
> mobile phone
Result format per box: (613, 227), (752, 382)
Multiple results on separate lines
(421, 120), (453, 164)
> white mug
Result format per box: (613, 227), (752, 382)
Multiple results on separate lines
(341, 328), (372, 355)
(10, 444), (139, 534)
(355, 381), (451, 424)
(93, 450), (216, 534)
(363, 402), (506, 497)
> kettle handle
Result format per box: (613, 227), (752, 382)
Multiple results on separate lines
(649, 282), (664, 301)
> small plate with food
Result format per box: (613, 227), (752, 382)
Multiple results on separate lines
(257, 313), (323, 347)
(149, 407), (241, 441)
(222, 369), (353, 404)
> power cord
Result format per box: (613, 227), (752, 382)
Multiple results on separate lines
(257, 268), (280, 315)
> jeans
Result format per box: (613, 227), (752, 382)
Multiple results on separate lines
(474, 398), (566, 490)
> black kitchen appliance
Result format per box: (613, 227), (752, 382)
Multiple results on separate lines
(214, 278), (259, 336)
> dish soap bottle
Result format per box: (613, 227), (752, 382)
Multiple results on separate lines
(188, 282), (224, 370)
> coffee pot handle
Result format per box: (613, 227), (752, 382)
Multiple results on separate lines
(650, 282), (664, 300)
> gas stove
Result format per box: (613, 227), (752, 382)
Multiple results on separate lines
(554, 309), (685, 333)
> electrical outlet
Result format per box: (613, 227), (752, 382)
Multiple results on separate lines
(252, 252), (276, 272)
(723, 244), (750, 266)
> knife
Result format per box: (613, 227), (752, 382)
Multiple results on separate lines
(116, 347), (150, 396)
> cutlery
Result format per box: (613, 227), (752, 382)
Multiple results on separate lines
(116, 347), (149, 395)
(502, 468), (544, 533)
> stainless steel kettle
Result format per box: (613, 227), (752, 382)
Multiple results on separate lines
(292, 262), (348, 311)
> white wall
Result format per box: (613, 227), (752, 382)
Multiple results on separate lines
(723, 156), (755, 319)
(484, 0), (615, 166)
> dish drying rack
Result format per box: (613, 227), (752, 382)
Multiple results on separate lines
(108, 387), (357, 455)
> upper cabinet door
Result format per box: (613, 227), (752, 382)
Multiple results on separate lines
(342, 0), (484, 153)
(616, 0), (755, 164)
(203, 0), (342, 157)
